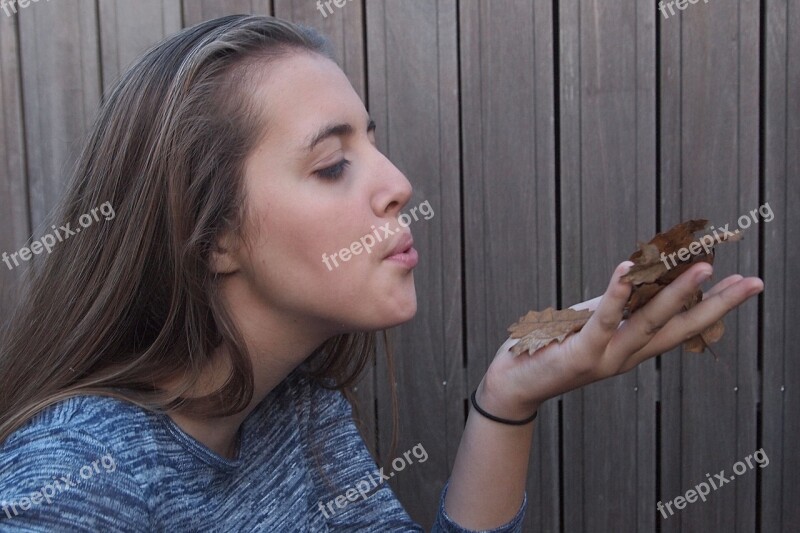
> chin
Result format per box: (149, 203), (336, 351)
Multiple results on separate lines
(390, 306), (418, 326)
(368, 297), (418, 330)
(387, 296), (418, 326)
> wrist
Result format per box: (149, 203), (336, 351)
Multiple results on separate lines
(475, 375), (541, 422)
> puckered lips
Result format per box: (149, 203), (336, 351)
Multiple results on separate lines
(383, 232), (418, 268)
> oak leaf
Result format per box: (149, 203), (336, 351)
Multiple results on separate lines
(508, 307), (593, 356)
(622, 219), (710, 286)
(507, 218), (742, 357)
(621, 219), (742, 317)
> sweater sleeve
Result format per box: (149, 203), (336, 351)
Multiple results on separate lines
(430, 480), (526, 533)
(300, 377), (526, 533)
(0, 427), (150, 532)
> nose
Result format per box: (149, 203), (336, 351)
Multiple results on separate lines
(371, 150), (413, 218)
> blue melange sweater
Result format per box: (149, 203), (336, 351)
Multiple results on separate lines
(0, 368), (526, 532)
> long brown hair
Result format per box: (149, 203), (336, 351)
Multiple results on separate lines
(0, 15), (397, 461)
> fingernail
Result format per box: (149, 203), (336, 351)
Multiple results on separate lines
(696, 268), (713, 283)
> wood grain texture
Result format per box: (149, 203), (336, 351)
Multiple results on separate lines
(763, 1), (800, 532)
(18, 0), (101, 228)
(558, 1), (657, 530)
(0, 12), (29, 319)
(181, 0), (271, 27)
(661, 0), (760, 531)
(99, 0), (182, 92)
(0, 1), (793, 531)
(460, 1), (557, 531)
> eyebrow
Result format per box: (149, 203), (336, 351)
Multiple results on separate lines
(304, 117), (376, 153)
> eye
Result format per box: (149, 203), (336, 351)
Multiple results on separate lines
(315, 159), (350, 180)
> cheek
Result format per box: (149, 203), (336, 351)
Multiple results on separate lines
(268, 201), (368, 274)
(251, 199), (361, 278)
(239, 180), (391, 318)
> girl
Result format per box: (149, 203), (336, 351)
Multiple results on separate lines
(0, 15), (763, 532)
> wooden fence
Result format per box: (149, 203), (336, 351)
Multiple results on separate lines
(0, 1), (797, 531)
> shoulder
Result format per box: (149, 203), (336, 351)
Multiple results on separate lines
(0, 395), (154, 529)
(2, 393), (157, 453)
(0, 394), (159, 493)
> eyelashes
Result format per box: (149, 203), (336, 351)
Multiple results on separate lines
(315, 159), (350, 180)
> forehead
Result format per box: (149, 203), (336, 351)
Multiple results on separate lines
(250, 52), (364, 150)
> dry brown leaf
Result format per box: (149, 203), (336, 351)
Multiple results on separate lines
(507, 217), (743, 357)
(621, 219), (742, 318)
(508, 307), (593, 356)
(622, 219), (710, 286)
(685, 319), (725, 354)
(618, 219), (742, 353)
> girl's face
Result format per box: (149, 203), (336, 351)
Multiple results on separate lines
(228, 52), (418, 335)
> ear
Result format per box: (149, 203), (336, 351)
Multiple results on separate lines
(209, 229), (241, 275)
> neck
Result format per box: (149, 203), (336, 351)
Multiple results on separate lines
(160, 274), (340, 459)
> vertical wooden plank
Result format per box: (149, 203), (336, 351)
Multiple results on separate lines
(99, 0), (182, 92)
(660, 0), (761, 531)
(557, 1), (584, 528)
(558, 0), (659, 529)
(734, 2), (761, 532)
(657, 0), (684, 529)
(634, 0), (659, 530)
(430, 0), (463, 501)
(19, 0), (101, 229)
(530, 3), (560, 532)
(0, 12), (29, 322)
(461, 1), (557, 531)
(182, 0), (272, 27)
(760, 3), (786, 530)
(763, 0), (800, 531)
(760, 2), (786, 529)
(681, 0), (759, 528)
(366, 1), (460, 528)
(560, 0), (657, 530)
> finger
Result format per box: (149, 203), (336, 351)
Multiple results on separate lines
(498, 335), (520, 356)
(610, 262), (713, 357)
(703, 274), (743, 299)
(575, 273), (741, 314)
(576, 261), (633, 350)
(569, 295), (602, 312)
(621, 276), (763, 368)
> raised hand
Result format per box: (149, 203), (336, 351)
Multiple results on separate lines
(476, 261), (764, 421)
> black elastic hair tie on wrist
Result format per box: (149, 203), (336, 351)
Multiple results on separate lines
(470, 389), (538, 426)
